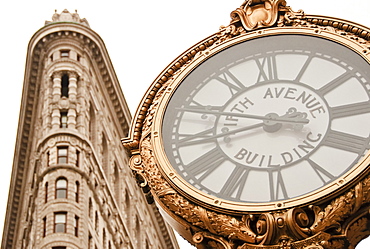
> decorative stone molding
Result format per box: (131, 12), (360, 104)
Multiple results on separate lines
(45, 9), (90, 27)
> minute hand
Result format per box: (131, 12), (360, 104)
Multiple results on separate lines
(177, 108), (309, 124)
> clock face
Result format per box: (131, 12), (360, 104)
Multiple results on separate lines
(160, 34), (370, 205)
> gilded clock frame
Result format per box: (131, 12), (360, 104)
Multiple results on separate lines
(152, 27), (370, 213)
(123, 1), (370, 248)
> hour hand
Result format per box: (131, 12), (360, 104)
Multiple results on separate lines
(176, 107), (310, 125)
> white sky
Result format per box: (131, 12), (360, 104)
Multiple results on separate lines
(1, 0), (370, 248)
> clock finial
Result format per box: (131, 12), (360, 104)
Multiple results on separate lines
(230, 0), (290, 31)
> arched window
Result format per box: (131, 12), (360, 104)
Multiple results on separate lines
(74, 215), (79, 237)
(89, 103), (96, 143)
(89, 197), (93, 218)
(146, 240), (151, 249)
(125, 189), (130, 226)
(45, 182), (48, 203)
(75, 181), (80, 202)
(61, 74), (69, 97)
(103, 228), (107, 247)
(95, 211), (99, 233)
(76, 150), (80, 167)
(135, 217), (141, 248)
(56, 178), (67, 199)
(88, 233), (92, 249)
(43, 216), (47, 237)
(47, 151), (50, 166)
(113, 162), (120, 201)
(102, 133), (108, 175)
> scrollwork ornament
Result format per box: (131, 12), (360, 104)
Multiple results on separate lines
(255, 213), (276, 244)
(310, 176), (370, 234)
(347, 217), (369, 248)
(141, 129), (370, 248)
(230, 0), (287, 31)
(193, 231), (233, 249)
(286, 208), (311, 240)
(129, 152), (142, 172)
(140, 136), (257, 244)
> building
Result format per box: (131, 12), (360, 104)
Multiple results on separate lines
(1, 9), (179, 249)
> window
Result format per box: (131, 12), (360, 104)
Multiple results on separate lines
(61, 74), (69, 97)
(135, 217), (141, 247)
(89, 198), (93, 218)
(95, 211), (99, 233)
(45, 182), (48, 203)
(54, 212), (67, 233)
(145, 240), (151, 249)
(60, 50), (70, 58)
(60, 111), (68, 128)
(52, 247), (66, 249)
(77, 54), (81, 62)
(74, 215), (79, 237)
(88, 233), (92, 249)
(76, 150), (80, 167)
(89, 103), (96, 143)
(47, 151), (50, 166)
(102, 133), (108, 175)
(103, 228), (107, 247)
(113, 162), (120, 200)
(42, 216), (47, 237)
(56, 178), (67, 199)
(75, 181), (80, 202)
(57, 147), (68, 164)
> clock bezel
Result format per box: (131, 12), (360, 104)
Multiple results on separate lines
(151, 27), (370, 213)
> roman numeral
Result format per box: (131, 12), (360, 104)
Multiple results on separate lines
(322, 130), (368, 154)
(318, 70), (354, 95)
(307, 159), (335, 184)
(219, 167), (250, 200)
(186, 148), (225, 178)
(178, 128), (216, 147)
(269, 169), (288, 201)
(256, 55), (278, 83)
(331, 101), (370, 119)
(215, 70), (245, 95)
(294, 56), (314, 82)
(188, 99), (204, 107)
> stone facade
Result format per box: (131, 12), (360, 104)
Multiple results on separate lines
(1, 10), (179, 249)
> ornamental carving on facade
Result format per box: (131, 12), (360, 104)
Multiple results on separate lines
(123, 1), (370, 248)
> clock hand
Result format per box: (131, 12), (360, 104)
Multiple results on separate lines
(177, 107), (309, 124)
(180, 122), (264, 146)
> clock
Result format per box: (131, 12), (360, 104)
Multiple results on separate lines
(152, 29), (370, 212)
(124, 2), (370, 247)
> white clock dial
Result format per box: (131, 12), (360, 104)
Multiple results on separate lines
(162, 34), (370, 203)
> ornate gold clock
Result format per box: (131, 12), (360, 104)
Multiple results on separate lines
(123, 1), (370, 248)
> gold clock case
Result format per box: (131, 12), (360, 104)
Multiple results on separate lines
(123, 1), (370, 248)
(152, 27), (370, 214)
